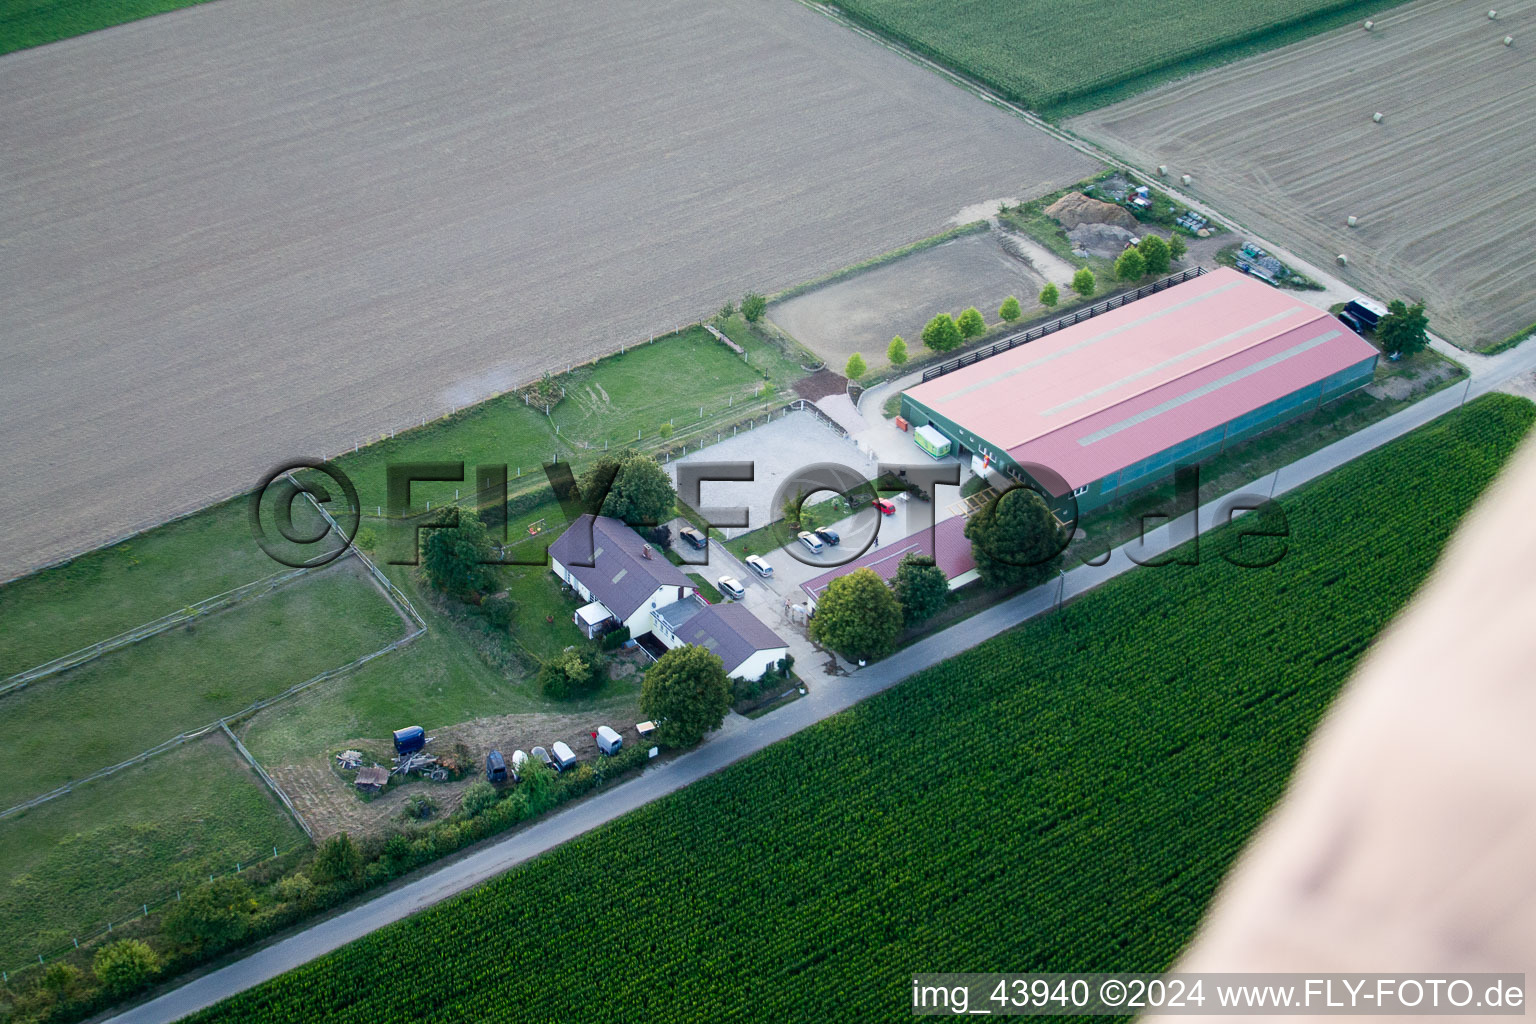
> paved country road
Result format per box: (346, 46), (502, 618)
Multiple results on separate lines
(0, 0), (1097, 583)
(105, 333), (1536, 1024)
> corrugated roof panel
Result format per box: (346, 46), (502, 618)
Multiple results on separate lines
(801, 516), (975, 600)
(903, 269), (1378, 491)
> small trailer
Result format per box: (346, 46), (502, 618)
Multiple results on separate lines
(392, 726), (426, 756)
(595, 726), (623, 756)
(550, 741), (577, 773)
(913, 423), (952, 459)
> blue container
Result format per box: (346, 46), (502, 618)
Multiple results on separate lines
(392, 726), (425, 756)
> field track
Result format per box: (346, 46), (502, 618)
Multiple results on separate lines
(0, 0), (1097, 582)
(1070, 0), (1536, 351)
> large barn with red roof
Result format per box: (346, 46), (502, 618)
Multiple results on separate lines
(899, 268), (1379, 512)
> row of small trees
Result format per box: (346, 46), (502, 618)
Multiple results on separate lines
(808, 487), (1064, 661)
(717, 291), (768, 324)
(842, 233), (1189, 378)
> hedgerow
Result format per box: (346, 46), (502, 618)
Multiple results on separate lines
(188, 397), (1532, 1023)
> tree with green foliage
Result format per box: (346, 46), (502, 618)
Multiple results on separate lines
(1039, 282), (1060, 308)
(517, 753), (558, 812)
(641, 645), (732, 747)
(1168, 233), (1187, 262)
(845, 352), (867, 379)
(1377, 300), (1429, 357)
(581, 450), (676, 525)
(311, 832), (363, 885)
(740, 292), (767, 323)
(716, 299), (736, 322)
(1114, 247), (1146, 281)
(273, 872), (315, 906)
(1072, 267), (1096, 297)
(922, 312), (963, 352)
(964, 486), (1065, 589)
(887, 335), (908, 366)
(808, 567), (902, 662)
(163, 877), (255, 951)
(781, 490), (823, 532)
(891, 554), (949, 626)
(998, 296), (1022, 322)
(658, 421), (673, 439)
(93, 940), (159, 996)
(540, 647), (597, 698)
(1137, 234), (1171, 275)
(782, 489), (806, 529)
(461, 779), (499, 816)
(481, 593), (515, 630)
(423, 506), (495, 598)
(39, 963), (83, 1001)
(957, 306), (986, 339)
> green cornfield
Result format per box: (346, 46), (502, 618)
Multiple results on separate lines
(191, 396), (1533, 1023)
(834, 0), (1411, 115)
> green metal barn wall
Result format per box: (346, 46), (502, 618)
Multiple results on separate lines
(901, 354), (1377, 513)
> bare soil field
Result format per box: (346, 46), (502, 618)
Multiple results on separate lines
(770, 229), (1047, 372)
(1070, 0), (1536, 352)
(0, 0), (1097, 583)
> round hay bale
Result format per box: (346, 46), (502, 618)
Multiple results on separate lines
(1157, 164), (1168, 176)
(1363, 19), (1374, 29)
(1338, 254), (1349, 265)
(1181, 173), (1193, 185)
(1489, 9), (1498, 19)
(1347, 215), (1358, 227)
(1504, 35), (1514, 44)
(1372, 111), (1384, 123)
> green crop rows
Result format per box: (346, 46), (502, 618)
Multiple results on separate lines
(834, 0), (1411, 115)
(190, 397), (1532, 1023)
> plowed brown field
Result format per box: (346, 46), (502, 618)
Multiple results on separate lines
(1071, 0), (1536, 351)
(0, 0), (1098, 581)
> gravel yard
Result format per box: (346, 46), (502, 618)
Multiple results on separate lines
(0, 0), (1098, 582)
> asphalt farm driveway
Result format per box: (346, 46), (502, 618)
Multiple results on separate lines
(0, 0), (1098, 583)
(106, 335), (1536, 1024)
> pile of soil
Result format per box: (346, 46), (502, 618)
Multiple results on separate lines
(1067, 222), (1138, 258)
(793, 368), (849, 402)
(1044, 191), (1139, 231)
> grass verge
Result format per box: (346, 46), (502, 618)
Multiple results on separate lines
(0, 498), (300, 677)
(0, 733), (301, 969)
(0, 559), (407, 809)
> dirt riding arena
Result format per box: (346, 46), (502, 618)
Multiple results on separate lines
(1070, 0), (1536, 351)
(0, 0), (1098, 583)
(770, 229), (1049, 373)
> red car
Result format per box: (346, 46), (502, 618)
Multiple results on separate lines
(875, 498), (897, 516)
